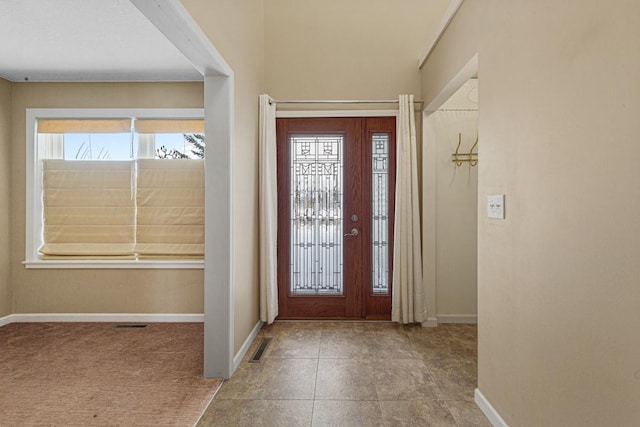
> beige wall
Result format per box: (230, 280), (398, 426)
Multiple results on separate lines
(265, 0), (449, 102)
(182, 0), (264, 353)
(191, 0), (450, 352)
(7, 0), (265, 357)
(11, 82), (205, 314)
(420, 0), (480, 107)
(264, 0), (450, 322)
(424, 78), (478, 317)
(432, 112), (477, 317)
(422, 1), (640, 425)
(0, 78), (12, 317)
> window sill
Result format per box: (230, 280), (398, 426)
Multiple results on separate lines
(22, 259), (204, 270)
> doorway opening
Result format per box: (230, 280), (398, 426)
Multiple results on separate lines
(423, 55), (479, 326)
(276, 117), (395, 319)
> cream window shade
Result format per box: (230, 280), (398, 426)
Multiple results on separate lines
(134, 119), (204, 134)
(135, 159), (204, 259)
(37, 119), (131, 134)
(39, 160), (136, 259)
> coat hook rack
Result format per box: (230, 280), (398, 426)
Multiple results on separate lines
(452, 133), (478, 166)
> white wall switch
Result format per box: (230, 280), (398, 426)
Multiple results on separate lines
(488, 194), (505, 219)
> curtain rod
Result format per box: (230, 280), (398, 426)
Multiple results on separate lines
(269, 99), (424, 105)
(437, 108), (478, 112)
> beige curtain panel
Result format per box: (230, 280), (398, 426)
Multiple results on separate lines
(39, 160), (136, 258)
(258, 94), (279, 324)
(135, 159), (204, 259)
(392, 95), (427, 324)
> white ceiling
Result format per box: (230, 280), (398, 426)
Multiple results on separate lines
(0, 0), (202, 82)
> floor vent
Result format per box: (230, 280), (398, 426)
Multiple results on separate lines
(249, 337), (272, 363)
(113, 324), (148, 329)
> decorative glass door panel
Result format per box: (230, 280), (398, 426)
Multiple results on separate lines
(371, 133), (390, 295)
(290, 135), (344, 295)
(277, 117), (395, 319)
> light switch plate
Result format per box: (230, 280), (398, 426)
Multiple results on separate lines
(488, 194), (505, 219)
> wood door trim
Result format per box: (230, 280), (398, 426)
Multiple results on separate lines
(276, 118), (362, 318)
(276, 117), (395, 319)
(361, 117), (395, 319)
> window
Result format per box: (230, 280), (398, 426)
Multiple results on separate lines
(25, 109), (205, 268)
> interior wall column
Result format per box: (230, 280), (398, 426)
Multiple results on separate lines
(203, 74), (234, 379)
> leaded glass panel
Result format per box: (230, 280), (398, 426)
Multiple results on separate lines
(372, 133), (389, 294)
(290, 135), (344, 294)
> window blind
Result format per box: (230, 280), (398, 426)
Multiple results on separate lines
(37, 119), (131, 134)
(39, 160), (136, 259)
(135, 159), (204, 259)
(134, 119), (204, 134)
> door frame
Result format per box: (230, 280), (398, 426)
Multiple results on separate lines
(275, 109), (398, 320)
(276, 117), (364, 318)
(276, 110), (398, 119)
(422, 54), (478, 327)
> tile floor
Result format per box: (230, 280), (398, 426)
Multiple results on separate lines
(197, 322), (490, 427)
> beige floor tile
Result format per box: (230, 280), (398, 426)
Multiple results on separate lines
(198, 399), (314, 427)
(263, 328), (322, 359)
(201, 322), (489, 426)
(429, 365), (477, 402)
(315, 358), (378, 400)
(445, 399), (493, 427)
(312, 400), (384, 427)
(319, 328), (422, 359)
(318, 331), (373, 359)
(216, 358), (318, 400)
(372, 359), (440, 401)
(379, 400), (457, 427)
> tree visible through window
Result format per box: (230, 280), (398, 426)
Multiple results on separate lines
(156, 133), (204, 159)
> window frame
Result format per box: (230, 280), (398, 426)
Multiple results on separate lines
(25, 108), (205, 269)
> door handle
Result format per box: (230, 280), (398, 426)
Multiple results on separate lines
(344, 228), (359, 237)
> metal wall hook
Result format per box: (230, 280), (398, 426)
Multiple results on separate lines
(469, 135), (478, 166)
(453, 133), (464, 166)
(451, 133), (478, 167)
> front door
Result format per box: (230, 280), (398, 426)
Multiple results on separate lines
(276, 117), (396, 319)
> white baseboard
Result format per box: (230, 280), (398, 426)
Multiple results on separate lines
(422, 317), (438, 327)
(7, 313), (204, 323)
(437, 314), (477, 324)
(475, 388), (508, 427)
(232, 320), (263, 373)
(0, 314), (15, 327)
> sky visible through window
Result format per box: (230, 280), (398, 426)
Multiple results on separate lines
(63, 133), (200, 160)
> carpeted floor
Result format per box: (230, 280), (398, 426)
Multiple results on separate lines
(0, 322), (222, 426)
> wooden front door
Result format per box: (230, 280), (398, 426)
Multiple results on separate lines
(276, 117), (396, 319)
